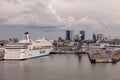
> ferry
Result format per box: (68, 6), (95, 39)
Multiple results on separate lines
(4, 32), (53, 60)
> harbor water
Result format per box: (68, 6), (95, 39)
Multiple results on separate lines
(0, 54), (120, 80)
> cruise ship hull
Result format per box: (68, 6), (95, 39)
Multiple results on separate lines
(4, 49), (51, 60)
(4, 32), (53, 60)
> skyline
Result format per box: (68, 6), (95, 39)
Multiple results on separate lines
(0, 0), (120, 40)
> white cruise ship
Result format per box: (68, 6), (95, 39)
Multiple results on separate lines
(4, 32), (53, 60)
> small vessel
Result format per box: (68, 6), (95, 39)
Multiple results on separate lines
(106, 45), (120, 51)
(90, 43), (109, 50)
(4, 32), (53, 60)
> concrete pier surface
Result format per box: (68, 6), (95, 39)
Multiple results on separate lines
(87, 50), (120, 64)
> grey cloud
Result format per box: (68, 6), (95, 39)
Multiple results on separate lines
(28, 25), (60, 32)
(1, 0), (59, 27)
(0, 0), (120, 39)
(0, 16), (8, 24)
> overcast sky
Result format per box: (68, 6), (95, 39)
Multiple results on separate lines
(0, 0), (120, 40)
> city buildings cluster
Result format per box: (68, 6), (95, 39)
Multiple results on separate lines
(58, 30), (108, 43)
(92, 33), (104, 43)
(64, 30), (85, 42)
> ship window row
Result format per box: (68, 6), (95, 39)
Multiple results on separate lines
(32, 46), (51, 50)
(32, 47), (42, 50)
(6, 46), (27, 49)
(43, 46), (52, 49)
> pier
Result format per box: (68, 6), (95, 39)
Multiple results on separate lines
(50, 50), (86, 54)
(87, 50), (120, 64)
(50, 46), (87, 54)
(0, 47), (4, 60)
(50, 46), (120, 64)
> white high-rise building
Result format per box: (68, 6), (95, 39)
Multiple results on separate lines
(97, 33), (103, 42)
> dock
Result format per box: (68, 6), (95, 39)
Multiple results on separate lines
(87, 51), (120, 64)
(50, 50), (87, 54)
(50, 46), (87, 54)
(0, 48), (4, 60)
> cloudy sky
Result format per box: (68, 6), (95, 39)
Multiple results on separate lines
(0, 0), (120, 40)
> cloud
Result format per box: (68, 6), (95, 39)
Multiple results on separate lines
(1, 0), (120, 28)
(0, 16), (8, 24)
(0, 0), (55, 26)
(0, 0), (120, 39)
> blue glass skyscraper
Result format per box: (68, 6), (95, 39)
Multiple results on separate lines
(66, 30), (74, 41)
(80, 31), (85, 41)
(93, 33), (97, 42)
(66, 30), (70, 40)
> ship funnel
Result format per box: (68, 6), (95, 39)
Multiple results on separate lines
(24, 32), (29, 40)
(24, 32), (32, 42)
(24, 32), (29, 35)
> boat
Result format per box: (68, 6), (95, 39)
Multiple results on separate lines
(106, 45), (120, 51)
(4, 32), (53, 60)
(90, 43), (109, 50)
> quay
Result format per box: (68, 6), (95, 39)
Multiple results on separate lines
(87, 52), (120, 64)
(51, 46), (87, 54)
(0, 47), (4, 60)
(50, 50), (87, 54)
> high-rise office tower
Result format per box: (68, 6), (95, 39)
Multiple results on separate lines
(97, 33), (103, 42)
(66, 30), (74, 41)
(92, 33), (97, 42)
(74, 34), (80, 41)
(80, 31), (85, 41)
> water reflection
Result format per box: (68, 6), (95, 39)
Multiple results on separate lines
(0, 54), (120, 80)
(74, 54), (82, 61)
